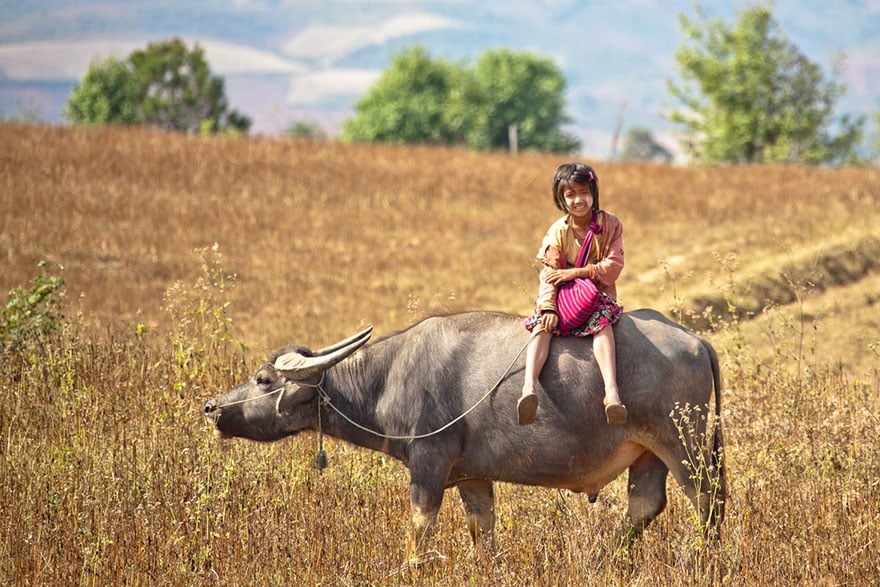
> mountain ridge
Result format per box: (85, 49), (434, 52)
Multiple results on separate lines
(1, 1), (877, 157)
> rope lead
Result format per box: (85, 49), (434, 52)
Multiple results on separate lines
(315, 331), (538, 442)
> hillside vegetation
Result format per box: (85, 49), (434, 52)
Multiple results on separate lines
(1, 123), (878, 585)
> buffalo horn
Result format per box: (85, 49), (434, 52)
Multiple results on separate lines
(274, 326), (373, 379)
(315, 326), (374, 356)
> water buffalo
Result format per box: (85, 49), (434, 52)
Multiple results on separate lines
(204, 309), (725, 552)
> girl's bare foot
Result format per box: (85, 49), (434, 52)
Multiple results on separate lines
(517, 392), (539, 425)
(604, 401), (628, 425)
(603, 389), (627, 425)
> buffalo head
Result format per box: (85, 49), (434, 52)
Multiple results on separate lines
(204, 326), (372, 441)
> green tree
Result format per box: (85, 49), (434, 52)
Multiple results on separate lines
(286, 121), (326, 140)
(342, 46), (457, 144)
(64, 38), (251, 134)
(669, 3), (864, 165)
(620, 127), (673, 163)
(63, 56), (140, 125)
(342, 46), (452, 143)
(129, 38), (251, 134)
(467, 49), (579, 153)
(343, 46), (580, 153)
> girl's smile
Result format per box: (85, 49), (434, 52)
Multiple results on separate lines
(563, 185), (594, 218)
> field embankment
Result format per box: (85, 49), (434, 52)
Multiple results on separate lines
(1, 123), (878, 585)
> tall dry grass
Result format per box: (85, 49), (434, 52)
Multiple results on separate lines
(1, 122), (878, 585)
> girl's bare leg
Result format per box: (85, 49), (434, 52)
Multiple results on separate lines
(519, 330), (551, 425)
(593, 326), (627, 425)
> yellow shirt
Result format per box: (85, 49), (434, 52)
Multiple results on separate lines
(538, 215), (600, 267)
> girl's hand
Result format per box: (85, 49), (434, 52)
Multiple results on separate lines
(545, 268), (577, 286)
(540, 311), (558, 333)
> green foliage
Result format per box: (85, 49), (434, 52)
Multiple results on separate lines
(343, 45), (580, 153)
(669, 3), (864, 165)
(63, 38), (251, 134)
(129, 38), (251, 134)
(342, 46), (459, 144)
(286, 120), (326, 139)
(467, 49), (580, 152)
(620, 126), (674, 163)
(0, 261), (65, 355)
(63, 57), (140, 125)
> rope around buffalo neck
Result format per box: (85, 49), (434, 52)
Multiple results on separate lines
(316, 330), (539, 441)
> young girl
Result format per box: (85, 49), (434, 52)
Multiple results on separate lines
(518, 162), (626, 426)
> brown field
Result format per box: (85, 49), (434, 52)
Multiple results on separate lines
(1, 122), (878, 585)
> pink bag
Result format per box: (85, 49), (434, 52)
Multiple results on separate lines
(555, 214), (600, 333)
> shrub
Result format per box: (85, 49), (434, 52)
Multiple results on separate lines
(0, 261), (65, 356)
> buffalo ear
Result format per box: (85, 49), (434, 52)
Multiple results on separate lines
(276, 384), (317, 415)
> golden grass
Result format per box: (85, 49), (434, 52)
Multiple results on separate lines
(1, 122), (878, 585)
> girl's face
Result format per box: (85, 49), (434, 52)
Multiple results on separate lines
(562, 183), (593, 219)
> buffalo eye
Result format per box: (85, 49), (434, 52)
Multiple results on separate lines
(255, 373), (273, 386)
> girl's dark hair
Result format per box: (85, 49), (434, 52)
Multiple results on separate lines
(551, 162), (599, 213)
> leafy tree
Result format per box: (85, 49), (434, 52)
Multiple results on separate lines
(342, 46), (457, 144)
(63, 56), (140, 125)
(129, 38), (251, 134)
(438, 62), (484, 146)
(343, 46), (580, 153)
(64, 38), (251, 134)
(467, 49), (580, 153)
(620, 127), (673, 163)
(286, 121), (326, 140)
(668, 3), (864, 165)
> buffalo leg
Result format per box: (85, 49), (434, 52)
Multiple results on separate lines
(617, 452), (668, 547)
(407, 481), (443, 556)
(662, 437), (723, 539)
(406, 448), (453, 557)
(458, 479), (496, 553)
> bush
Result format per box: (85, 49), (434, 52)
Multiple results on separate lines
(0, 261), (65, 356)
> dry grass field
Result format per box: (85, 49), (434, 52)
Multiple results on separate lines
(1, 122), (878, 585)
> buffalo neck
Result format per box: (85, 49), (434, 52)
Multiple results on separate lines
(319, 344), (410, 462)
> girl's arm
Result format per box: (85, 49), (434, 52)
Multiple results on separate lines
(535, 245), (566, 313)
(584, 215), (624, 288)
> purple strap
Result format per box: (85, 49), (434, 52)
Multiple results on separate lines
(574, 211), (602, 268)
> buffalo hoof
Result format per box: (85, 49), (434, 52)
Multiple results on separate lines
(605, 403), (628, 426)
(517, 393), (538, 425)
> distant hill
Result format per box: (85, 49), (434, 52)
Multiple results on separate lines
(1, 1), (878, 158)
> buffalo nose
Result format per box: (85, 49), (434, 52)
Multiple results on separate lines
(204, 400), (217, 415)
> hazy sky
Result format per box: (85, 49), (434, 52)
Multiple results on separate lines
(2, 1), (877, 156)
